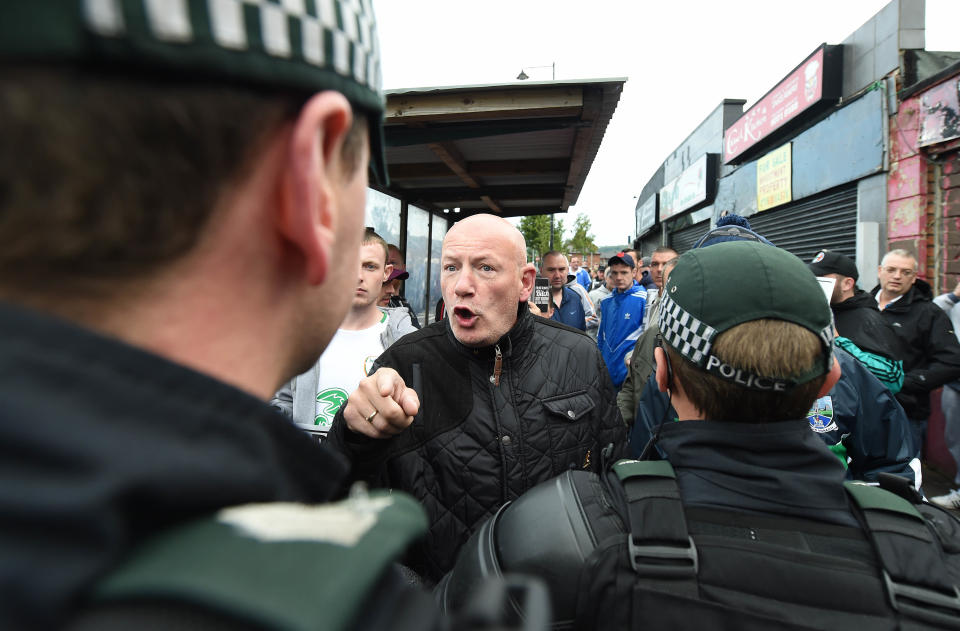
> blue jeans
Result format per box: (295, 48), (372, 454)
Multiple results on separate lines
(940, 387), (960, 486)
(908, 417), (928, 460)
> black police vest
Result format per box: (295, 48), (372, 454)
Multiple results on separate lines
(574, 460), (960, 630)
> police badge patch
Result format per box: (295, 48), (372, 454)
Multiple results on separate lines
(807, 395), (838, 433)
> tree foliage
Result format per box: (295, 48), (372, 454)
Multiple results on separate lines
(518, 214), (566, 261)
(564, 213), (597, 255)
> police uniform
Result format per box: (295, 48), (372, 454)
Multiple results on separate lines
(439, 242), (960, 630)
(0, 3), (444, 630)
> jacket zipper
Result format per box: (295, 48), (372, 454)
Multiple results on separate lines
(490, 344), (502, 386)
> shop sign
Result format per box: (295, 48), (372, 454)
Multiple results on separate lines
(756, 143), (792, 211)
(724, 45), (841, 163)
(918, 78), (960, 147)
(636, 195), (658, 236)
(659, 154), (716, 220)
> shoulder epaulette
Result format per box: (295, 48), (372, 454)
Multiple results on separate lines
(91, 491), (427, 631)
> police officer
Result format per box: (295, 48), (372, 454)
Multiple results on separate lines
(0, 2), (457, 629)
(440, 241), (960, 630)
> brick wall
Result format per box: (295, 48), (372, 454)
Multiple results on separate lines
(888, 93), (933, 279)
(942, 152), (960, 293)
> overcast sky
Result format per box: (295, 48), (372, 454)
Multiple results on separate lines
(372, 0), (960, 247)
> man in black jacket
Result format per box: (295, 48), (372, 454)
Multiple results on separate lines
(809, 249), (907, 367)
(441, 241), (960, 629)
(328, 213), (625, 582)
(873, 249), (960, 453)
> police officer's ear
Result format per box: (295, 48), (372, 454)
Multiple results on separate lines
(817, 355), (842, 397)
(278, 91), (357, 286)
(654, 346), (674, 393)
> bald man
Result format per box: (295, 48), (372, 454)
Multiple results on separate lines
(328, 214), (624, 582)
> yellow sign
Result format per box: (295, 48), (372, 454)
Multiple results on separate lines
(757, 143), (792, 212)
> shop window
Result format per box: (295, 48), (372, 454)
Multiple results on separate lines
(365, 188), (401, 247)
(406, 205), (430, 323)
(429, 217), (449, 323)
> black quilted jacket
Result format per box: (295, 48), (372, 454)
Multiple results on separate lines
(328, 306), (626, 582)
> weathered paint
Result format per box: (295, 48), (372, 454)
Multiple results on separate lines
(945, 191), (960, 218)
(887, 196), (925, 238)
(887, 154), (927, 201)
(889, 132), (910, 162)
(918, 78), (960, 148)
(896, 97), (921, 134)
(944, 155), (960, 175)
(887, 237), (928, 271)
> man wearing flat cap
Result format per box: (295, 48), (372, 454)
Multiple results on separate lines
(597, 251), (647, 388)
(0, 2), (450, 629)
(380, 266), (411, 308)
(385, 243), (422, 328)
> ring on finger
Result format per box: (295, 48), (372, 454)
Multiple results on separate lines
(364, 408), (379, 423)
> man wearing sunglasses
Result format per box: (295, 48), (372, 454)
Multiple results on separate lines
(872, 249), (960, 455)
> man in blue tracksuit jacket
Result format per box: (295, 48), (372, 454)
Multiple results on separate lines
(597, 251), (646, 389)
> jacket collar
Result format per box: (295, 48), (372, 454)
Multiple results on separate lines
(870, 277), (932, 309)
(656, 419), (856, 526)
(444, 302), (533, 361)
(614, 279), (641, 297)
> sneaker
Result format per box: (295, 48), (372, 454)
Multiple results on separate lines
(930, 488), (960, 509)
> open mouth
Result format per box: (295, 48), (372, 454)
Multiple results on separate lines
(453, 306), (478, 326)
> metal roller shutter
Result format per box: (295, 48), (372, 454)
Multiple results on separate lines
(747, 185), (858, 262)
(670, 220), (710, 254)
(637, 233), (662, 258)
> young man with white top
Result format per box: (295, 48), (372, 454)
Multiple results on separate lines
(272, 229), (417, 440)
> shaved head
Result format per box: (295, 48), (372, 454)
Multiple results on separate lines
(441, 214), (537, 347)
(445, 214), (527, 266)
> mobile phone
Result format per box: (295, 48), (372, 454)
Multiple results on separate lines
(533, 276), (550, 313)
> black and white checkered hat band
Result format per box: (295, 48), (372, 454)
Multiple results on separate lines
(819, 325), (835, 359)
(658, 292), (717, 367)
(83, 0), (382, 95)
(659, 289), (835, 380)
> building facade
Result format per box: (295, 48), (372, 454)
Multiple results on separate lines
(633, 0), (946, 293)
(632, 0), (959, 475)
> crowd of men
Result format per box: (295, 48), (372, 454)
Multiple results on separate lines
(3, 2), (960, 629)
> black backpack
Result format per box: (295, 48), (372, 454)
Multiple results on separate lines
(574, 460), (960, 630)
